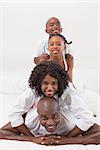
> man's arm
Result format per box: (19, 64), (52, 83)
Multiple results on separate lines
(1, 122), (33, 136)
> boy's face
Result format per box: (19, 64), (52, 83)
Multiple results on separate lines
(45, 18), (62, 35)
(48, 36), (65, 56)
(38, 101), (60, 133)
(41, 74), (58, 97)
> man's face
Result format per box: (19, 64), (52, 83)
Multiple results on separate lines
(38, 101), (60, 133)
(41, 74), (58, 97)
(45, 18), (62, 35)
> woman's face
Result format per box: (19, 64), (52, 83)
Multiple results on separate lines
(48, 36), (65, 57)
(41, 74), (58, 97)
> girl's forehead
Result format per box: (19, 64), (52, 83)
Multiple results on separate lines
(49, 36), (64, 42)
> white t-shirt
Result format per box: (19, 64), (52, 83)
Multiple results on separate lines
(8, 83), (94, 132)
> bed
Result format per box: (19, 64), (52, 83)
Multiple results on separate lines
(0, 69), (100, 149)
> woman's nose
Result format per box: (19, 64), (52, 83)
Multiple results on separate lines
(47, 85), (53, 90)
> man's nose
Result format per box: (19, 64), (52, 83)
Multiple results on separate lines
(47, 118), (54, 126)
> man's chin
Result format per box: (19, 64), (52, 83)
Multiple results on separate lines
(46, 128), (56, 133)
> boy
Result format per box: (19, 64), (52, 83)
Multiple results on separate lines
(33, 17), (73, 81)
(0, 96), (100, 145)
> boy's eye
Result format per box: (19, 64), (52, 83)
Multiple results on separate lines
(56, 22), (61, 26)
(49, 23), (54, 27)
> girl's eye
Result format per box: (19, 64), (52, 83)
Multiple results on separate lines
(57, 43), (61, 46)
(49, 43), (54, 46)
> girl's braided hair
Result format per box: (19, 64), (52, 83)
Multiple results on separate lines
(28, 61), (69, 97)
(49, 34), (72, 45)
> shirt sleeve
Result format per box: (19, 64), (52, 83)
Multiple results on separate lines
(66, 83), (95, 131)
(33, 39), (48, 58)
(65, 43), (74, 56)
(8, 88), (36, 127)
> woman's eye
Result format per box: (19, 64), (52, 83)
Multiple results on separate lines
(43, 81), (48, 85)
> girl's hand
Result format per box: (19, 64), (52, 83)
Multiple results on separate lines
(34, 54), (49, 64)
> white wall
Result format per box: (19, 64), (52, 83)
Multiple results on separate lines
(0, 0), (99, 92)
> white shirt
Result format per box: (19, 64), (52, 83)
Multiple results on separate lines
(8, 83), (95, 132)
(25, 110), (75, 137)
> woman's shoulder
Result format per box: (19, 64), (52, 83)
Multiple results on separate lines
(21, 87), (37, 98)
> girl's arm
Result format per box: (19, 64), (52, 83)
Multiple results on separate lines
(65, 54), (73, 82)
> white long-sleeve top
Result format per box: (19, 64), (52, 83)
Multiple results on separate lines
(8, 83), (95, 132)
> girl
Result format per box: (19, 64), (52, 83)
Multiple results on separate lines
(48, 34), (73, 81)
(0, 61), (95, 138)
(35, 34), (73, 82)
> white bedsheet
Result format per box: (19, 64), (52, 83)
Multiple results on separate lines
(0, 140), (100, 150)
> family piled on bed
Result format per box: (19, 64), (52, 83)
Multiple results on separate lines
(0, 17), (100, 145)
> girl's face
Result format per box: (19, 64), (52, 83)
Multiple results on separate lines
(48, 36), (65, 57)
(41, 74), (58, 97)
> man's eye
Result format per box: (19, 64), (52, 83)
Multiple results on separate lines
(42, 116), (48, 120)
(52, 114), (58, 119)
